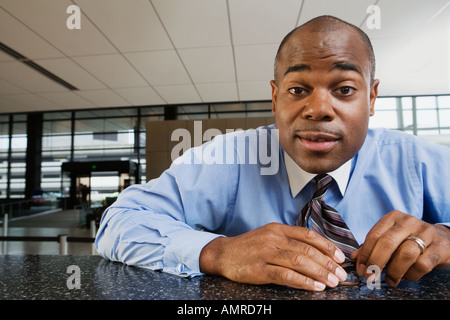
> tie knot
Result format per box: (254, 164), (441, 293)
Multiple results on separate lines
(313, 174), (332, 200)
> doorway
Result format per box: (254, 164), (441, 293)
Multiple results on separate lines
(61, 161), (137, 210)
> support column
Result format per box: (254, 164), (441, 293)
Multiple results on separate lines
(25, 112), (43, 200)
(164, 106), (177, 120)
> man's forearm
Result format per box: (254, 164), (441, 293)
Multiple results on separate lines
(96, 207), (222, 277)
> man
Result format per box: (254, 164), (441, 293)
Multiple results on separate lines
(95, 16), (450, 291)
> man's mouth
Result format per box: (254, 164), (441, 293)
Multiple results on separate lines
(296, 131), (341, 153)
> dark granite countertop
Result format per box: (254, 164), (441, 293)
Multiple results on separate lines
(0, 254), (448, 300)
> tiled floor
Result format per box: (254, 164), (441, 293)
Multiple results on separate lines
(1, 209), (98, 255)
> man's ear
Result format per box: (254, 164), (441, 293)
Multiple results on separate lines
(369, 79), (380, 116)
(270, 80), (278, 115)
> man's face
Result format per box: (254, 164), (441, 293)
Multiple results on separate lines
(271, 26), (379, 173)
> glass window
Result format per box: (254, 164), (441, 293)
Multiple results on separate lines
(417, 129), (440, 136)
(9, 156), (26, 198)
(12, 122), (26, 135)
(211, 103), (245, 113)
(248, 111), (273, 118)
(402, 110), (414, 130)
(439, 109), (450, 127)
(416, 110), (438, 128)
(177, 113), (209, 120)
(401, 97), (413, 110)
(11, 135), (27, 152)
(437, 95), (450, 108)
(75, 117), (137, 133)
(0, 137), (9, 151)
(141, 107), (164, 116)
(178, 105), (209, 114)
(416, 96), (437, 110)
(210, 112), (243, 119)
(0, 158), (8, 199)
(43, 120), (72, 134)
(74, 131), (135, 150)
(43, 111), (72, 120)
(42, 135), (72, 152)
(246, 102), (272, 110)
(374, 97), (397, 110)
(75, 108), (137, 119)
(13, 114), (26, 122)
(0, 120), (9, 136)
(369, 110), (398, 129)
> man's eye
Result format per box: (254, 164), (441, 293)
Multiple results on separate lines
(337, 86), (355, 95)
(288, 87), (305, 95)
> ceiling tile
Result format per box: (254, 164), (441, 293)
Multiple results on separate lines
(125, 50), (191, 86)
(0, 51), (14, 63)
(154, 84), (201, 104)
(362, 0), (450, 38)
(375, 3), (450, 96)
(76, 89), (131, 107)
(234, 44), (278, 82)
(229, 0), (302, 45)
(0, 96), (25, 113)
(0, 8), (64, 60)
(36, 58), (106, 90)
(196, 82), (238, 102)
(114, 86), (167, 106)
(1, 0), (117, 57)
(152, 0), (230, 48)
(178, 47), (235, 83)
(4, 93), (59, 109)
(238, 81), (272, 101)
(38, 91), (96, 109)
(298, 0), (375, 26)
(0, 77), (28, 95)
(75, 0), (173, 52)
(0, 61), (69, 93)
(73, 54), (147, 88)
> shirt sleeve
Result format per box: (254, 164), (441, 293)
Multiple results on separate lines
(95, 139), (239, 277)
(413, 136), (450, 226)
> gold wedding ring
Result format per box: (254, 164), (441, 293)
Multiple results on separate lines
(405, 236), (426, 254)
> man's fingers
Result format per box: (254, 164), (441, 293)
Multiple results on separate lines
(356, 212), (395, 274)
(282, 225), (346, 263)
(364, 227), (412, 277)
(201, 223), (351, 291)
(261, 224), (348, 288)
(265, 265), (327, 291)
(383, 238), (424, 286)
(356, 211), (414, 276)
(272, 240), (347, 288)
(354, 211), (448, 287)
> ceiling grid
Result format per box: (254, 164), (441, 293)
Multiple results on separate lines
(0, 0), (448, 113)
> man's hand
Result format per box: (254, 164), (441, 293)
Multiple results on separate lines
(199, 222), (348, 291)
(351, 210), (450, 286)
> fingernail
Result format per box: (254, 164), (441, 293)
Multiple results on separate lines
(328, 273), (339, 287)
(314, 281), (326, 291)
(334, 250), (345, 262)
(335, 267), (347, 281)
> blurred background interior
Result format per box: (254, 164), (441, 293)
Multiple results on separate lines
(0, 0), (449, 255)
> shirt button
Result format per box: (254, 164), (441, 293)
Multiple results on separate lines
(176, 263), (185, 274)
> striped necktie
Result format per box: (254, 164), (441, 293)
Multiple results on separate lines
(297, 174), (359, 259)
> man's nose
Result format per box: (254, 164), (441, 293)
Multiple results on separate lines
(301, 90), (335, 121)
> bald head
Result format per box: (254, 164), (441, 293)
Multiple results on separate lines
(274, 15), (376, 85)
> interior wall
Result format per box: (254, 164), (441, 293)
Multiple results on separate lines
(146, 117), (274, 181)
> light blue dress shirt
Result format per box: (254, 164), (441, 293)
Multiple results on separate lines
(95, 125), (450, 277)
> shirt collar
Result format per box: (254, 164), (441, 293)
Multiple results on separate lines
(284, 151), (352, 198)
